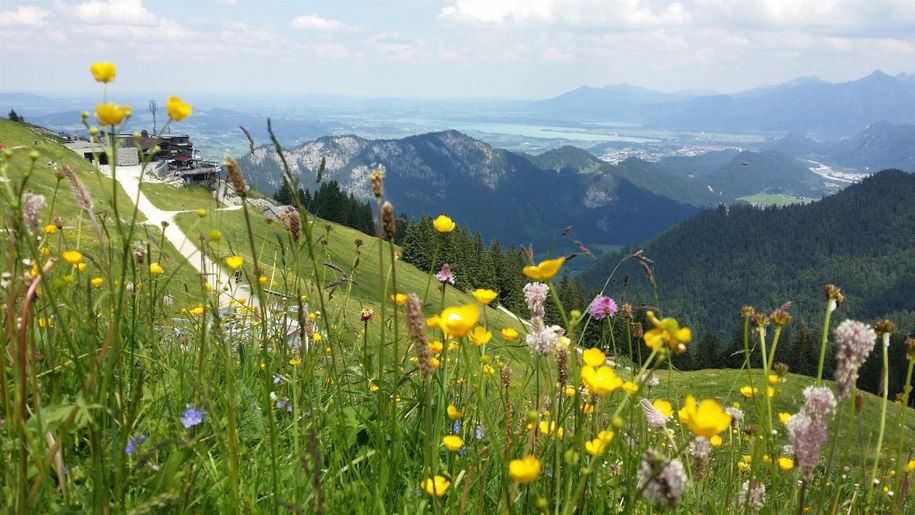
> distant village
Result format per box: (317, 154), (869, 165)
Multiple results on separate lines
(63, 130), (221, 187)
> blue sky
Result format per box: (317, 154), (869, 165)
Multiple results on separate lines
(1, 0), (914, 99)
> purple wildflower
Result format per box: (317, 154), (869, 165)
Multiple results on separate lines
(523, 282), (549, 320)
(739, 479), (766, 513)
(640, 399), (669, 430)
(833, 319), (877, 400)
(589, 295), (618, 321)
(434, 263), (455, 285)
(475, 425), (484, 440)
(638, 450), (688, 507)
(181, 405), (205, 429)
(125, 433), (147, 456)
(453, 421), (461, 434)
(787, 386), (836, 480)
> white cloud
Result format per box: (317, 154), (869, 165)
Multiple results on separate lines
(312, 42), (350, 60)
(289, 14), (348, 32)
(440, 0), (691, 29)
(372, 33), (425, 62)
(0, 5), (50, 28)
(56, 0), (157, 26)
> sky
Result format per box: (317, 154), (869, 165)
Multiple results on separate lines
(1, 0), (914, 99)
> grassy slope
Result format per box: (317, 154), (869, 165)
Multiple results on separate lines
(140, 182), (219, 211)
(738, 192), (816, 206)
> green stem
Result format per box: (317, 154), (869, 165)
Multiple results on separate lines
(816, 300), (835, 386)
(866, 336), (891, 506)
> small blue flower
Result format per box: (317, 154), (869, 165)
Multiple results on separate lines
(453, 422), (461, 434)
(276, 400), (287, 410)
(545, 468), (554, 479)
(475, 425), (484, 440)
(181, 405), (205, 429)
(273, 374), (282, 385)
(125, 433), (147, 455)
(458, 448), (466, 457)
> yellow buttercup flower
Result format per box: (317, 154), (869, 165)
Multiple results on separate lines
(439, 304), (480, 337)
(710, 435), (723, 446)
(167, 96), (192, 121)
(905, 459), (915, 472)
(652, 400), (673, 418)
(428, 340), (443, 354)
(259, 275), (268, 284)
(778, 457), (795, 471)
(622, 381), (639, 394)
(643, 311), (691, 354)
(582, 347), (606, 367)
(768, 374), (779, 385)
(40, 247), (50, 257)
(289, 358), (302, 366)
(508, 456), (540, 484)
(442, 435), (463, 452)
(90, 277), (104, 287)
(482, 364), (495, 375)
(472, 288), (498, 304)
(391, 293), (407, 305)
(580, 365), (622, 395)
(90, 62), (116, 83)
(426, 315), (440, 328)
(738, 461), (750, 472)
(501, 327), (519, 341)
(149, 262), (164, 275)
(538, 420), (564, 438)
(447, 404), (465, 420)
(77, 262), (87, 272)
(564, 385), (576, 397)
(225, 255), (244, 270)
(30, 263), (39, 278)
(43, 224), (57, 234)
(448, 339), (459, 351)
(740, 386), (758, 398)
(522, 257), (565, 282)
(679, 395), (731, 438)
(62, 250), (83, 266)
(421, 475), (450, 497)
(767, 387), (775, 398)
(189, 306), (205, 316)
(468, 326), (492, 346)
(369, 384), (380, 392)
(779, 412), (792, 425)
(432, 214), (456, 233)
(96, 102), (128, 126)
(584, 430), (615, 456)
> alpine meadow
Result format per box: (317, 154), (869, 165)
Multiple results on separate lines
(2, 1), (915, 514)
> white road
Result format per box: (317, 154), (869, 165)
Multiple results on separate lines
(103, 164), (250, 307)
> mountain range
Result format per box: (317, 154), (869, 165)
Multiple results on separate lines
(536, 71), (915, 138)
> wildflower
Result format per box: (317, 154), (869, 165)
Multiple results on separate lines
(22, 192), (44, 236)
(149, 262), (164, 275)
(43, 224), (57, 234)
(473, 288), (498, 305)
(740, 386), (758, 398)
(644, 311), (691, 354)
(90, 62), (116, 83)
(381, 202), (396, 239)
(421, 475), (450, 496)
(768, 374), (779, 385)
(181, 405), (205, 429)
(434, 263), (455, 284)
(767, 387), (775, 398)
(404, 294), (434, 376)
(788, 386), (836, 480)
(501, 327), (519, 341)
(689, 437), (713, 478)
(581, 365), (622, 395)
(679, 396), (731, 438)
(90, 277), (104, 287)
(468, 326), (492, 346)
(508, 456), (541, 484)
(125, 433), (146, 455)
(432, 214), (456, 233)
(739, 480), (766, 513)
(428, 340), (443, 354)
(482, 364), (495, 375)
(225, 256), (244, 270)
(96, 102), (129, 126)
(779, 412), (792, 425)
(78, 262), (87, 272)
(564, 385), (576, 397)
(638, 450), (688, 507)
(224, 157), (248, 197)
(442, 435), (463, 452)
(289, 358), (302, 366)
(447, 404), (465, 420)
(622, 381), (639, 394)
(189, 306), (205, 317)
(475, 425), (484, 440)
(167, 96), (192, 121)
(833, 319), (877, 400)
(258, 275), (268, 284)
(778, 457), (795, 471)
(710, 435), (723, 446)
(62, 250), (83, 266)
(438, 304), (480, 337)
(725, 406), (744, 425)
(589, 295), (618, 320)
(584, 430), (615, 456)
(425, 315), (439, 327)
(522, 257), (565, 282)
(641, 399), (671, 429)
(905, 459), (915, 472)
(583, 347), (606, 367)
